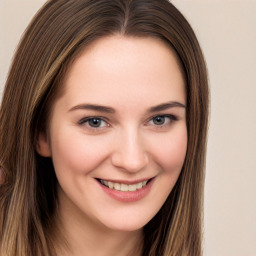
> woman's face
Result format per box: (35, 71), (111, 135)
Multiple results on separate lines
(37, 36), (187, 232)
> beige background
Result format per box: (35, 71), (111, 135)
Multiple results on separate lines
(0, 0), (256, 255)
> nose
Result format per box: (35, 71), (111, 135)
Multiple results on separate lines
(111, 129), (149, 173)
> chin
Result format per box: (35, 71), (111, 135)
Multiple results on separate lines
(98, 212), (154, 233)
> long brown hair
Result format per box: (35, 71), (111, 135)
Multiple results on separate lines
(0, 0), (209, 255)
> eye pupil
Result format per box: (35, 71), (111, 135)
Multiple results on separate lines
(89, 118), (101, 127)
(153, 116), (165, 125)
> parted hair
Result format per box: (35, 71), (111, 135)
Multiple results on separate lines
(0, 0), (209, 255)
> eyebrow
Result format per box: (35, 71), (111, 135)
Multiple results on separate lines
(69, 101), (186, 114)
(147, 101), (186, 113)
(69, 104), (115, 113)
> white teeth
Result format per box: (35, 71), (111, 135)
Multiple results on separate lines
(128, 184), (137, 191)
(108, 181), (114, 189)
(121, 184), (129, 192)
(136, 182), (142, 189)
(100, 179), (149, 191)
(114, 183), (121, 190)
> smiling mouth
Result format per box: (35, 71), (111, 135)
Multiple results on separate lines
(97, 179), (151, 192)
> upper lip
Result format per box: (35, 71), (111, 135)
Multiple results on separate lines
(95, 177), (154, 185)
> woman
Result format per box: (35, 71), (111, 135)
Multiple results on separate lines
(0, 0), (209, 255)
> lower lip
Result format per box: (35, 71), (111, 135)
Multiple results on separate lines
(98, 179), (154, 202)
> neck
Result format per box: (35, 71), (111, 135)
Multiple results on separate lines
(53, 188), (143, 256)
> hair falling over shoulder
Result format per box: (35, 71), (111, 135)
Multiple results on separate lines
(0, 0), (209, 255)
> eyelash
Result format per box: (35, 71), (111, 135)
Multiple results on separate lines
(78, 116), (109, 130)
(78, 114), (178, 131)
(147, 114), (178, 127)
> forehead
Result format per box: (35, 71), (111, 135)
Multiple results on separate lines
(71, 35), (185, 81)
(59, 35), (186, 110)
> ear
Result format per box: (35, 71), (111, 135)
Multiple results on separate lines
(36, 131), (52, 157)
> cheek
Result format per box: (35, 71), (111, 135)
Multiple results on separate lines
(49, 126), (111, 176)
(151, 127), (187, 175)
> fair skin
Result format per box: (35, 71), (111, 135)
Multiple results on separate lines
(37, 35), (187, 256)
